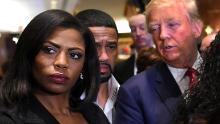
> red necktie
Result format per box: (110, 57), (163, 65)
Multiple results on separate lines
(185, 67), (199, 90)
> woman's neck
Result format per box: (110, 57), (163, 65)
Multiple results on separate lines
(34, 93), (71, 115)
(34, 93), (88, 124)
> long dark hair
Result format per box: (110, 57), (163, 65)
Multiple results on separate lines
(0, 10), (99, 108)
(176, 32), (220, 124)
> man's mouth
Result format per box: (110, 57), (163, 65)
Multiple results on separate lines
(99, 62), (111, 74)
(163, 45), (176, 51)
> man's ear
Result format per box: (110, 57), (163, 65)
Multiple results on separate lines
(192, 20), (203, 38)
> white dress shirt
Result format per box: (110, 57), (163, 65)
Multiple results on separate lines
(96, 75), (120, 124)
(167, 52), (202, 93)
(80, 75), (119, 123)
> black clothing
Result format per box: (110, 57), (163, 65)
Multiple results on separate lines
(0, 96), (110, 124)
(114, 54), (135, 84)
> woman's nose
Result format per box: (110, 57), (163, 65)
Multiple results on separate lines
(54, 51), (69, 69)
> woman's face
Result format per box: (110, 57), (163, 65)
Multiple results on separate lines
(33, 27), (85, 95)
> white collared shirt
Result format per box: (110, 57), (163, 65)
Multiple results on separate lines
(167, 52), (202, 93)
(79, 75), (119, 123)
(134, 50), (138, 75)
(95, 75), (120, 124)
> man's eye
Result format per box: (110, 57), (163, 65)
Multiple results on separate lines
(130, 27), (136, 32)
(149, 25), (160, 32)
(41, 46), (56, 54)
(95, 43), (101, 48)
(167, 22), (180, 29)
(107, 44), (117, 50)
(139, 25), (146, 31)
(69, 52), (83, 60)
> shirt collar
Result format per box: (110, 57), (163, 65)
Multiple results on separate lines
(192, 52), (203, 71)
(167, 52), (202, 82)
(101, 75), (120, 123)
(104, 75), (120, 111)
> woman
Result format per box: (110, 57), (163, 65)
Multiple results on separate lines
(0, 10), (109, 124)
(176, 32), (220, 124)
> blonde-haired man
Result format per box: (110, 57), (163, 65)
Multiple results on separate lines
(114, 0), (203, 124)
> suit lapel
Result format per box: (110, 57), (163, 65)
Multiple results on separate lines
(153, 62), (182, 115)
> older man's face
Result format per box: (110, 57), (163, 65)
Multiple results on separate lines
(148, 4), (202, 68)
(129, 14), (153, 50)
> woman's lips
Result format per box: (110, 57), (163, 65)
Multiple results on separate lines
(49, 74), (69, 84)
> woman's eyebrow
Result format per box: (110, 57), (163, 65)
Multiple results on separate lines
(44, 40), (60, 48)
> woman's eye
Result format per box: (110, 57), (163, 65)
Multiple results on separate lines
(41, 46), (56, 54)
(70, 51), (83, 60)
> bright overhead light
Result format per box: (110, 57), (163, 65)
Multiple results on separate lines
(115, 19), (131, 33)
(205, 25), (213, 35)
(0, 0), (30, 32)
(51, 0), (58, 9)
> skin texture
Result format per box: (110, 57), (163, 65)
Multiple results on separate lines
(148, 3), (202, 68)
(129, 14), (154, 50)
(89, 27), (118, 83)
(33, 27), (87, 124)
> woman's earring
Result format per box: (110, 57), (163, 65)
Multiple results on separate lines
(80, 73), (84, 80)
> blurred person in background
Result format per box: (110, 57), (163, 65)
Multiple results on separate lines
(0, 33), (8, 79)
(114, 0), (203, 123)
(129, 13), (154, 50)
(114, 13), (154, 84)
(0, 10), (109, 124)
(136, 47), (161, 73)
(199, 32), (217, 57)
(0, 33), (16, 80)
(76, 9), (119, 124)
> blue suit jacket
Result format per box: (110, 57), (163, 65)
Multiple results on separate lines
(114, 61), (182, 124)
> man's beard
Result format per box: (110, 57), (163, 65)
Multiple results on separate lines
(100, 62), (112, 83)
